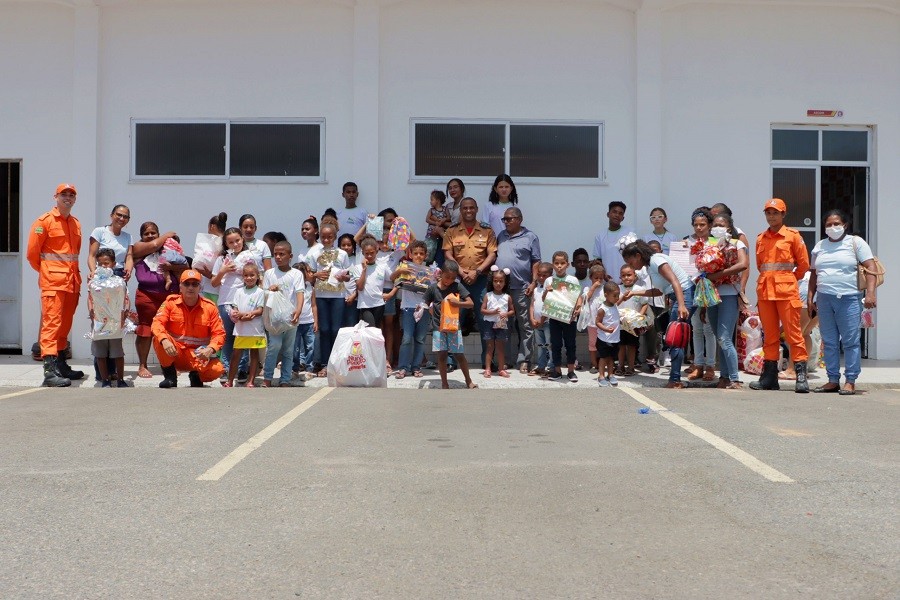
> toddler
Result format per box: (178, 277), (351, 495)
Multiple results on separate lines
(481, 266), (514, 378)
(223, 263), (266, 387)
(596, 281), (621, 387)
(159, 235), (188, 290)
(582, 264), (608, 375)
(529, 262), (554, 376)
(617, 265), (649, 376)
(89, 248), (130, 388)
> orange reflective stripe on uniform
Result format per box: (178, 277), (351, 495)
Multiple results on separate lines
(759, 262), (796, 272)
(40, 252), (80, 262)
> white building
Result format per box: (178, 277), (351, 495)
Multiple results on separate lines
(1, 0), (898, 359)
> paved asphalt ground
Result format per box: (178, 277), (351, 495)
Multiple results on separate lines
(0, 385), (897, 599)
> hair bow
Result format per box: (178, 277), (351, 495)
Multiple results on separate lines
(490, 265), (511, 275)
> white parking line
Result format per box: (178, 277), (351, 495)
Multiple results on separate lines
(0, 388), (45, 401)
(618, 386), (795, 483)
(197, 387), (333, 481)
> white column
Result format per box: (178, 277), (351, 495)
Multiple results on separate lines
(634, 1), (663, 218)
(71, 1), (100, 358)
(352, 0), (380, 206)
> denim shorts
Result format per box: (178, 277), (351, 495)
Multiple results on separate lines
(480, 321), (509, 341)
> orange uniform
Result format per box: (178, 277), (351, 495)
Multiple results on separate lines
(755, 225), (810, 362)
(27, 206), (82, 357)
(151, 294), (226, 381)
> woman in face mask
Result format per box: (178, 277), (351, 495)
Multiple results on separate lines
(807, 210), (878, 395)
(705, 214), (749, 389)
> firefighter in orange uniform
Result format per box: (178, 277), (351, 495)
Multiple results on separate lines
(151, 269), (225, 388)
(27, 183), (84, 387)
(750, 198), (811, 393)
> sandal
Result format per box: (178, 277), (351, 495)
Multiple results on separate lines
(467, 381), (479, 389)
(317, 368), (328, 378)
(528, 367), (541, 377)
(519, 363), (529, 374)
(498, 370), (510, 378)
(413, 370), (423, 378)
(482, 370), (492, 378)
(395, 369), (407, 380)
(666, 381), (686, 389)
(614, 368), (625, 377)
(221, 381), (232, 388)
(702, 367), (716, 381)
(624, 367), (636, 376)
(725, 381), (743, 390)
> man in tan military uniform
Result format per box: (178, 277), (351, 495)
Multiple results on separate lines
(443, 197), (497, 365)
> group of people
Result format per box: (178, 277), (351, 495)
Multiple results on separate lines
(27, 178), (878, 393)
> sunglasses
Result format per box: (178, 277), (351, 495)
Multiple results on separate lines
(181, 281), (200, 287)
(500, 217), (519, 223)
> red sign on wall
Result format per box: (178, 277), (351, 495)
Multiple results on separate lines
(807, 110), (843, 117)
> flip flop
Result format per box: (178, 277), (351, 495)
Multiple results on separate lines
(395, 370), (407, 380)
(482, 370), (492, 378)
(498, 370), (510, 378)
(413, 370), (423, 378)
(519, 363), (529, 374)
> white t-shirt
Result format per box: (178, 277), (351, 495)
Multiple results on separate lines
(244, 238), (272, 271)
(532, 283), (546, 320)
(583, 286), (606, 330)
(212, 254), (251, 306)
(90, 226), (132, 269)
(298, 281), (314, 325)
(619, 284), (648, 311)
(305, 243), (351, 299)
(263, 267), (305, 310)
(593, 226), (635, 284)
(811, 235), (874, 297)
(597, 302), (621, 343)
(641, 230), (678, 255)
(357, 262), (391, 309)
(337, 206), (368, 239)
(232, 286), (266, 337)
(483, 291), (509, 323)
(637, 267), (665, 308)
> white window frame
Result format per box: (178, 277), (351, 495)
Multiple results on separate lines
(409, 118), (606, 185)
(130, 117), (326, 183)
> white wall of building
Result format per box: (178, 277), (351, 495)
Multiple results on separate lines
(3, 0), (899, 359)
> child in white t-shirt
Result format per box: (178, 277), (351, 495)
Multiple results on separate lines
(262, 241), (305, 388)
(529, 262), (554, 376)
(582, 264), (608, 375)
(224, 263), (266, 388)
(481, 266), (514, 378)
(595, 281), (621, 387)
(356, 238), (393, 327)
(617, 265), (649, 376)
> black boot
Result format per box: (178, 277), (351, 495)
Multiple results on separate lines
(794, 361), (809, 393)
(42, 356), (71, 387)
(159, 365), (178, 389)
(188, 371), (204, 388)
(749, 360), (780, 391)
(57, 355), (85, 380)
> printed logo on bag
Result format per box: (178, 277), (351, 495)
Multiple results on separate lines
(347, 341), (367, 371)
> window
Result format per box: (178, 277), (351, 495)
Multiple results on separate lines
(131, 119), (325, 181)
(411, 120), (604, 183)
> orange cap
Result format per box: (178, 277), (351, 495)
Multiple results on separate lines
(763, 198), (786, 212)
(55, 183), (77, 196)
(180, 269), (202, 283)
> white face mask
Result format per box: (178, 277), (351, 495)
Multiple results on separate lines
(710, 227), (728, 239)
(826, 225), (845, 240)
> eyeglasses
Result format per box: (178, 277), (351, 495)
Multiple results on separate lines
(650, 215), (665, 220)
(181, 281), (200, 287)
(114, 213), (130, 219)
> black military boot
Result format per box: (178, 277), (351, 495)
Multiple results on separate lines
(42, 356), (71, 387)
(749, 360), (780, 391)
(794, 361), (809, 393)
(188, 371), (204, 388)
(159, 365), (178, 389)
(57, 355), (85, 381)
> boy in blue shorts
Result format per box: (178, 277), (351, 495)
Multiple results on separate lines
(422, 261), (478, 389)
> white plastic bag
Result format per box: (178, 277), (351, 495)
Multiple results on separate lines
(327, 322), (387, 387)
(576, 289), (592, 332)
(192, 233), (221, 272)
(740, 314), (763, 354)
(263, 290), (294, 335)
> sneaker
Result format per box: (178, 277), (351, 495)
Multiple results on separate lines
(237, 370), (249, 384)
(116, 379), (129, 388)
(589, 367), (598, 374)
(598, 377), (610, 387)
(286, 378), (306, 387)
(567, 371), (578, 383)
(101, 380), (112, 388)
(608, 375), (619, 386)
(548, 370), (562, 381)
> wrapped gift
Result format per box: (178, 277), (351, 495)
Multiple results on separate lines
(693, 275), (721, 307)
(388, 216), (412, 251)
(88, 267), (127, 340)
(542, 279), (582, 324)
(396, 261), (437, 293)
(619, 307), (653, 336)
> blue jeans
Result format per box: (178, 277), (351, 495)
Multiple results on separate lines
(398, 307), (431, 373)
(667, 285), (697, 383)
(264, 326), (297, 384)
(534, 322), (553, 371)
(817, 292), (862, 383)
(316, 297), (345, 367)
(707, 295), (740, 382)
(293, 323), (316, 372)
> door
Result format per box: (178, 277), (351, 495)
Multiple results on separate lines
(771, 126), (873, 356)
(0, 161), (22, 352)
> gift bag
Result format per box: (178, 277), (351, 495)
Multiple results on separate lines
(738, 311), (762, 366)
(88, 267), (127, 340)
(192, 233), (221, 272)
(327, 322), (387, 387)
(693, 275), (721, 308)
(263, 290), (294, 335)
(440, 294), (460, 333)
(388, 216), (412, 251)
